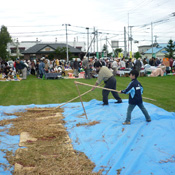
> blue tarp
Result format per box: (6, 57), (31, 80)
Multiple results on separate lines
(0, 99), (175, 174)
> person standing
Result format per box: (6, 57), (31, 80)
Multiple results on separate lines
(172, 59), (175, 72)
(91, 61), (122, 105)
(82, 56), (91, 79)
(111, 58), (118, 76)
(134, 58), (142, 75)
(73, 58), (79, 78)
(44, 59), (49, 73)
(120, 57), (126, 69)
(15, 58), (28, 80)
(31, 60), (36, 75)
(39, 57), (45, 78)
(119, 69), (151, 125)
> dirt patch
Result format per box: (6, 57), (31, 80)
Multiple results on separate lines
(0, 108), (103, 175)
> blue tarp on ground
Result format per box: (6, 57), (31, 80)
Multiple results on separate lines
(0, 99), (175, 174)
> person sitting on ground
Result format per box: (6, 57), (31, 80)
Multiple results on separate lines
(119, 69), (151, 125)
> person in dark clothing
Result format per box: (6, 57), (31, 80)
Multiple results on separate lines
(4, 62), (11, 78)
(149, 57), (155, 66)
(155, 58), (161, 66)
(39, 57), (45, 78)
(119, 69), (151, 125)
(16, 58), (28, 79)
(73, 58), (79, 78)
(91, 61), (122, 105)
(134, 59), (142, 74)
(82, 56), (91, 79)
(126, 58), (133, 68)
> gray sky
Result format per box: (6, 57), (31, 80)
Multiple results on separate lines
(1, 0), (175, 52)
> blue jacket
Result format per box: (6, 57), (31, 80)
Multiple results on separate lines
(16, 61), (27, 70)
(121, 79), (143, 105)
(39, 62), (45, 75)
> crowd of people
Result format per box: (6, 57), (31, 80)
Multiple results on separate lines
(0, 57), (69, 80)
(1, 56), (174, 125)
(0, 56), (175, 80)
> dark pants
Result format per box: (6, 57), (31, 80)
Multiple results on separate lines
(103, 76), (121, 105)
(126, 103), (151, 122)
(84, 69), (91, 79)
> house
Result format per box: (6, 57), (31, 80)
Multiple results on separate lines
(138, 45), (152, 55)
(7, 40), (86, 59)
(22, 43), (83, 60)
(144, 43), (168, 60)
(7, 41), (39, 58)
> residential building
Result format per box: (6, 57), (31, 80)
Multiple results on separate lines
(22, 43), (83, 60)
(144, 43), (168, 60)
(7, 41), (39, 58)
(7, 40), (86, 59)
(138, 45), (152, 55)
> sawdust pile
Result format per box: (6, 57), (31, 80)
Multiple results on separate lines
(0, 108), (103, 175)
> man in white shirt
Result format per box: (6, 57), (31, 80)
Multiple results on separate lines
(120, 58), (126, 68)
(111, 58), (118, 76)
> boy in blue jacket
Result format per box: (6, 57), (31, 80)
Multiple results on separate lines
(119, 69), (151, 125)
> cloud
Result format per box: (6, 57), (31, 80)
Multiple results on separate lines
(1, 0), (175, 52)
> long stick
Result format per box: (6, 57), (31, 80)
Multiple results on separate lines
(26, 89), (92, 111)
(74, 81), (156, 102)
(75, 81), (120, 92)
(55, 89), (92, 109)
(75, 83), (88, 119)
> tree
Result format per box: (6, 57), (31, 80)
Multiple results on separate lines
(0, 25), (12, 60)
(54, 47), (68, 59)
(165, 39), (175, 58)
(99, 44), (108, 58)
(114, 48), (123, 57)
(134, 52), (141, 59)
(102, 44), (108, 53)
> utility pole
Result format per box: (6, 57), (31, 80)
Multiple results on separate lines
(154, 35), (158, 44)
(128, 13), (130, 56)
(151, 22), (153, 57)
(106, 38), (115, 57)
(62, 24), (71, 62)
(124, 27), (127, 57)
(96, 30), (99, 59)
(86, 27), (89, 59)
(129, 26), (134, 53)
(93, 27), (96, 53)
(85, 35), (96, 57)
(106, 36), (108, 57)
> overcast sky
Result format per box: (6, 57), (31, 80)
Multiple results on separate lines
(1, 0), (175, 52)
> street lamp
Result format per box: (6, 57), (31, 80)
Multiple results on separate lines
(62, 24), (71, 62)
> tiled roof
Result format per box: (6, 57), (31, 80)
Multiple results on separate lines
(22, 43), (82, 54)
(144, 43), (167, 54)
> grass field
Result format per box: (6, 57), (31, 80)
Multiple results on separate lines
(0, 75), (174, 112)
